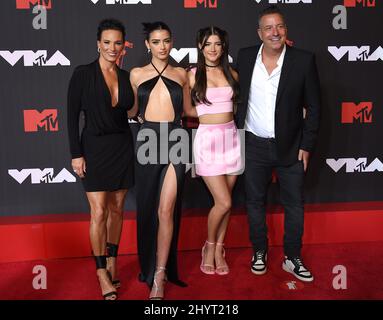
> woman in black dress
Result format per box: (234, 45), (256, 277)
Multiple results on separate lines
(67, 19), (134, 300)
(129, 21), (196, 300)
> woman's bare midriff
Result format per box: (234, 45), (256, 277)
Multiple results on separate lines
(198, 112), (234, 124)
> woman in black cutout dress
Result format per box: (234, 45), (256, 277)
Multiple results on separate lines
(67, 19), (134, 300)
(129, 21), (197, 300)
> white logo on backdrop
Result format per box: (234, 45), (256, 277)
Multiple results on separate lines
(0, 50), (70, 66)
(328, 46), (383, 61)
(8, 168), (76, 184)
(170, 48), (233, 64)
(326, 158), (383, 173)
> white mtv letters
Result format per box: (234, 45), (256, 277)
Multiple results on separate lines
(326, 158), (383, 173)
(170, 48), (198, 64)
(8, 168), (76, 184)
(328, 46), (383, 61)
(0, 50), (70, 66)
(170, 48), (233, 64)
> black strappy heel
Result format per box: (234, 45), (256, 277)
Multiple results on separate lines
(106, 243), (121, 289)
(95, 255), (118, 300)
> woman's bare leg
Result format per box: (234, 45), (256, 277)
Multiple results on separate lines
(215, 175), (237, 274)
(86, 191), (116, 299)
(106, 189), (128, 286)
(150, 164), (177, 299)
(200, 175), (232, 274)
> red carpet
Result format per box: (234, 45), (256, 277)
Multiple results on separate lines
(1, 242), (382, 300)
(2, 202), (383, 264)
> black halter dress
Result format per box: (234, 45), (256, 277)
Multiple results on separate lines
(135, 63), (187, 288)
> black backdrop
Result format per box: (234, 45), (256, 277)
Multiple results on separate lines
(1, 0), (382, 217)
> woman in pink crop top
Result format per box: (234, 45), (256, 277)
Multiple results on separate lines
(188, 26), (243, 276)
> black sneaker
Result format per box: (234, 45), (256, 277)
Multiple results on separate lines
(251, 250), (267, 275)
(282, 256), (314, 282)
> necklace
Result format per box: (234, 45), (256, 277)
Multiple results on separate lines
(205, 63), (220, 68)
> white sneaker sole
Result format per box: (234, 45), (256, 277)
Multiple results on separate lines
(282, 262), (314, 282)
(251, 267), (267, 275)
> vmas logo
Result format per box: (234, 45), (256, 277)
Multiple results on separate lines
(184, 0), (218, 8)
(8, 168), (76, 184)
(328, 46), (383, 62)
(341, 102), (372, 124)
(16, 0), (52, 9)
(253, 0), (312, 4)
(0, 50), (70, 67)
(24, 109), (58, 132)
(89, 0), (151, 4)
(170, 48), (233, 64)
(344, 0), (375, 7)
(327, 158), (383, 173)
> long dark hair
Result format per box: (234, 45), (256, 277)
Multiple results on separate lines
(191, 26), (239, 106)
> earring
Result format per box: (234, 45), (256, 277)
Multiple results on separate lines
(97, 47), (100, 53)
(147, 48), (151, 54)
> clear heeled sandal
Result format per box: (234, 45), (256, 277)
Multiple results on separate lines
(149, 266), (167, 300)
(200, 240), (216, 275)
(215, 242), (229, 275)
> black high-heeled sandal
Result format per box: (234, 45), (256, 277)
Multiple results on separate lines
(95, 255), (118, 300)
(106, 243), (121, 289)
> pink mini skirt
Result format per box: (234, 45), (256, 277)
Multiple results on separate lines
(193, 120), (243, 176)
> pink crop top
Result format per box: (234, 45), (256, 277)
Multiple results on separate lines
(191, 68), (234, 117)
(196, 86), (234, 117)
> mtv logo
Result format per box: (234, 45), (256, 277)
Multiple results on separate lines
(184, 0), (218, 8)
(0, 50), (70, 67)
(16, 0), (52, 9)
(24, 109), (58, 132)
(328, 46), (383, 62)
(326, 158), (383, 173)
(344, 0), (375, 7)
(8, 168), (76, 184)
(341, 102), (372, 123)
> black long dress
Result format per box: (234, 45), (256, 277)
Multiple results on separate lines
(135, 63), (187, 288)
(67, 60), (135, 192)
